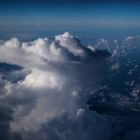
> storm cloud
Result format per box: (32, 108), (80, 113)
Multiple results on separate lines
(0, 32), (112, 140)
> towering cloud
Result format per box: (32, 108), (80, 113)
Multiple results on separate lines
(0, 32), (112, 140)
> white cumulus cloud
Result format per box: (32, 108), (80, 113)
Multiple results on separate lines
(0, 32), (112, 140)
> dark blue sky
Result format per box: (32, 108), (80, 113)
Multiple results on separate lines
(0, 0), (140, 39)
(0, 0), (140, 5)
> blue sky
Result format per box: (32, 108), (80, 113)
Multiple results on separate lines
(1, 5), (140, 27)
(0, 0), (140, 39)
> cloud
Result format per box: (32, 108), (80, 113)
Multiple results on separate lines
(0, 103), (13, 140)
(0, 32), (112, 140)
